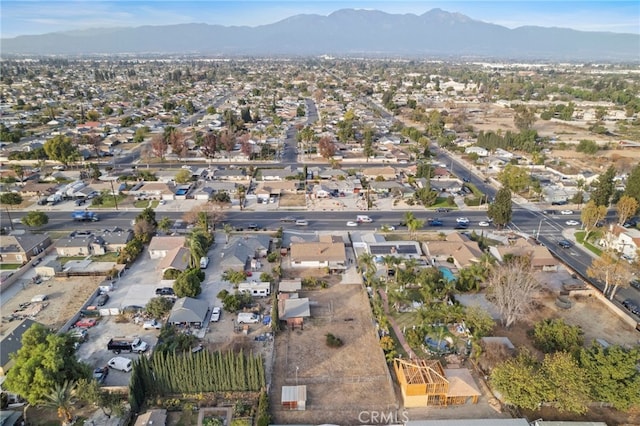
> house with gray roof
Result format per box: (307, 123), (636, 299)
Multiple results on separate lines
(167, 297), (209, 327)
(220, 235), (270, 270)
(0, 232), (51, 263)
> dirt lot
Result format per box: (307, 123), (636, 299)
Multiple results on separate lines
(1, 276), (99, 333)
(270, 283), (397, 425)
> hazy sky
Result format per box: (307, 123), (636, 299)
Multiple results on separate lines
(1, 1), (639, 38)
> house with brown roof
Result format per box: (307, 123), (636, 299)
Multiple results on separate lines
(158, 246), (191, 272)
(148, 236), (186, 259)
(0, 232), (51, 264)
(489, 238), (559, 271)
(254, 181), (297, 202)
(289, 235), (346, 272)
(424, 233), (483, 269)
(361, 166), (398, 181)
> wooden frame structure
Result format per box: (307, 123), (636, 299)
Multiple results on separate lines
(393, 358), (480, 407)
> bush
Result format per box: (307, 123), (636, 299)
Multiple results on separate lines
(325, 333), (343, 348)
(163, 268), (181, 280)
(266, 252), (279, 263)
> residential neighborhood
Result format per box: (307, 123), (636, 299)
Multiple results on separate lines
(1, 30), (640, 426)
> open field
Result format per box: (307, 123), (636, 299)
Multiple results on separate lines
(1, 276), (99, 332)
(270, 283), (397, 425)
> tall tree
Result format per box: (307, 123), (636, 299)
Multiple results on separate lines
(9, 164), (25, 182)
(150, 133), (168, 160)
(491, 349), (546, 410)
(318, 135), (336, 159)
(404, 211), (424, 239)
(540, 351), (589, 414)
(623, 163), (640, 208)
(587, 249), (633, 299)
(580, 200), (607, 242)
(497, 164), (530, 193)
(590, 165), (616, 207)
(174, 269), (202, 298)
(616, 195), (639, 225)
(43, 135), (79, 166)
(486, 256), (540, 328)
(187, 230), (209, 269)
(487, 187), (512, 228)
(0, 192), (23, 206)
(579, 344), (640, 410)
(3, 324), (89, 407)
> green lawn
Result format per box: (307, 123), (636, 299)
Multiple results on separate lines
(0, 263), (21, 270)
(91, 194), (127, 208)
(574, 231), (603, 256)
(56, 256), (87, 265)
(91, 252), (119, 262)
(432, 197), (457, 209)
(134, 199), (160, 208)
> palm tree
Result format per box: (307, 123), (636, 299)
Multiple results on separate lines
(223, 223), (234, 244)
(157, 217), (174, 234)
(237, 185), (246, 210)
(404, 211), (424, 239)
(382, 255), (398, 283)
(196, 211), (210, 233)
(357, 252), (376, 284)
(186, 230), (208, 269)
(44, 380), (76, 425)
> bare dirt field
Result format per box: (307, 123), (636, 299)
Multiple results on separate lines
(270, 283), (397, 425)
(279, 193), (306, 207)
(1, 276), (99, 333)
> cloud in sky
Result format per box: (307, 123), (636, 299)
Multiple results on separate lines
(1, 1), (638, 38)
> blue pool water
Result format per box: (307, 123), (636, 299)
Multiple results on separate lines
(175, 188), (188, 196)
(438, 266), (456, 282)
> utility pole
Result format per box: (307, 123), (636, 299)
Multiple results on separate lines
(109, 179), (119, 210)
(5, 207), (14, 231)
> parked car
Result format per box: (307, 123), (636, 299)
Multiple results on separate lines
(94, 293), (109, 306)
(435, 208), (450, 213)
(560, 210), (573, 215)
(630, 280), (640, 291)
(31, 258), (41, 267)
(155, 287), (175, 296)
(107, 356), (133, 372)
(70, 328), (88, 342)
(143, 319), (162, 330)
(210, 307), (221, 322)
(93, 366), (109, 384)
(75, 318), (98, 328)
(247, 223), (259, 231)
(565, 220), (580, 226)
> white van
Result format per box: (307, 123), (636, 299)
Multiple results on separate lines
(107, 356), (132, 372)
(200, 256), (210, 269)
(356, 215), (373, 223)
(31, 294), (48, 303)
(237, 312), (260, 324)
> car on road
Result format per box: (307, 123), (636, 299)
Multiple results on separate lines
(346, 221), (358, 227)
(478, 221), (490, 227)
(381, 225), (396, 231)
(280, 216), (297, 223)
(565, 220), (580, 226)
(75, 318), (98, 328)
(621, 299), (640, 316)
(93, 366), (109, 384)
(295, 220), (309, 226)
(427, 219), (443, 226)
(210, 307), (221, 322)
(560, 210), (573, 215)
(454, 223), (469, 230)
(630, 280), (640, 291)
(436, 208), (451, 213)
(456, 217), (469, 224)
(31, 258), (41, 267)
(143, 319), (162, 330)
(558, 239), (574, 249)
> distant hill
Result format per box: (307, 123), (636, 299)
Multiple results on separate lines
(2, 8), (638, 61)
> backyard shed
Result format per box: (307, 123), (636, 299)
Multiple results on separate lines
(281, 385), (306, 410)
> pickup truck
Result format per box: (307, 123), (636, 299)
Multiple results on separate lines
(107, 337), (149, 354)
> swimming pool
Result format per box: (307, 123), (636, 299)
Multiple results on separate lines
(438, 266), (456, 282)
(175, 188), (188, 196)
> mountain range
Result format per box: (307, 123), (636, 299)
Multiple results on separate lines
(2, 8), (638, 61)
